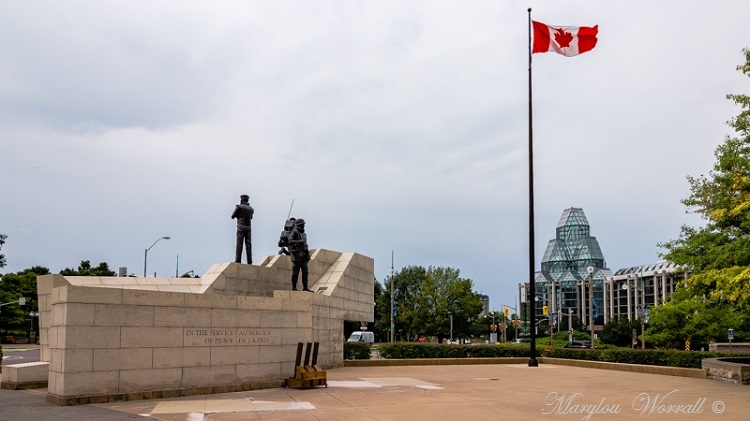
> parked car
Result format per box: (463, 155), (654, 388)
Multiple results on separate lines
(562, 340), (592, 349)
(514, 338), (531, 344)
(347, 331), (375, 344)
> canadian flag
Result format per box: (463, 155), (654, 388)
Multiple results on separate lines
(532, 21), (598, 57)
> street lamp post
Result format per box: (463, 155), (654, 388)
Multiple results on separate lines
(588, 266), (595, 348)
(623, 273), (646, 350)
(144, 236), (170, 277)
(638, 271), (646, 350)
(29, 311), (39, 342)
(490, 311), (497, 344)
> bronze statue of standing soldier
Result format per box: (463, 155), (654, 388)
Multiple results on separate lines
(231, 194), (254, 264)
(288, 218), (312, 291)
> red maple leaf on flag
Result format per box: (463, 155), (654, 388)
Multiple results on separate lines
(553, 27), (574, 48)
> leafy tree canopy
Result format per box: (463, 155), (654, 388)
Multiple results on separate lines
(655, 49), (750, 345)
(59, 260), (116, 276)
(0, 233), (7, 269)
(0, 266), (48, 333)
(374, 265), (483, 341)
(662, 51), (750, 274)
(601, 317), (642, 347)
(646, 285), (747, 349)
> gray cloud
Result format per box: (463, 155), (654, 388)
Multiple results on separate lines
(1, 0), (748, 308)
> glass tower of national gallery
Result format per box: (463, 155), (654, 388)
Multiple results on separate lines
(520, 207), (612, 328)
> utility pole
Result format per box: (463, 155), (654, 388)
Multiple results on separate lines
(390, 251), (394, 343)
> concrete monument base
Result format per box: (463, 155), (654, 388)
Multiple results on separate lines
(0, 361), (49, 390)
(32, 249), (374, 405)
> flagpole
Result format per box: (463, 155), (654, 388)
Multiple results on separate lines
(527, 7), (538, 367)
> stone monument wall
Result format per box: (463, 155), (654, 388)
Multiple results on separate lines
(35, 249), (373, 405)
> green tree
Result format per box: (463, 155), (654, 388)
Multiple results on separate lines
(470, 310), (496, 340)
(421, 266), (484, 341)
(646, 286), (747, 349)
(0, 266), (48, 335)
(371, 280), (386, 340)
(601, 317), (641, 347)
(374, 265), (483, 341)
(344, 278), (384, 342)
(657, 49), (750, 346)
(374, 278), (390, 339)
(0, 233), (7, 269)
(59, 260), (116, 276)
(470, 310), (517, 341)
(382, 266), (428, 341)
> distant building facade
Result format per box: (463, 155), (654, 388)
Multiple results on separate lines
(518, 207), (612, 329)
(603, 262), (689, 323)
(518, 207), (689, 331)
(480, 294), (490, 316)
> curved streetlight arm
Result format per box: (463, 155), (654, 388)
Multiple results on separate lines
(0, 298), (26, 314)
(144, 236), (171, 277)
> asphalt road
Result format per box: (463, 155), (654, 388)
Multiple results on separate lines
(1, 347), (40, 365)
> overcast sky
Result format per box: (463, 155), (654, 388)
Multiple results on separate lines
(1, 1), (748, 310)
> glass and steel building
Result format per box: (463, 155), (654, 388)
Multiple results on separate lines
(518, 207), (690, 331)
(518, 207), (612, 329)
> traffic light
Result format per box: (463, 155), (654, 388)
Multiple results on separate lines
(542, 305), (548, 315)
(503, 307), (509, 318)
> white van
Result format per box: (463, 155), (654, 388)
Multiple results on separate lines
(347, 331), (375, 343)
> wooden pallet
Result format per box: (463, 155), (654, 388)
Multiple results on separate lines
(285, 342), (327, 389)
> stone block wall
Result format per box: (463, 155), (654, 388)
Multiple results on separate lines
(36, 249), (372, 405)
(0, 362), (49, 389)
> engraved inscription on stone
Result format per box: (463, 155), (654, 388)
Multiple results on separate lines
(237, 329), (273, 345)
(183, 328), (277, 346)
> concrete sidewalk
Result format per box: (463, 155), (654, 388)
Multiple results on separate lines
(0, 388), (154, 420)
(2, 362), (748, 420)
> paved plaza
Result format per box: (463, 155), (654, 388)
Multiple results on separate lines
(2, 361), (749, 420)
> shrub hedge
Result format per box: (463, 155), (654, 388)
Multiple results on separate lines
(344, 341), (372, 360)
(375, 343), (750, 369)
(378, 343), (529, 359)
